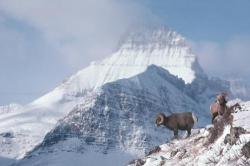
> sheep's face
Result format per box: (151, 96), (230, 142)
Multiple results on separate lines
(216, 94), (227, 105)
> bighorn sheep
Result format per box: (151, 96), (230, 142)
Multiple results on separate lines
(156, 112), (198, 138)
(210, 92), (241, 123)
(210, 93), (228, 123)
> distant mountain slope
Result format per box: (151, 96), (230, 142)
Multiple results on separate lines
(228, 78), (250, 100)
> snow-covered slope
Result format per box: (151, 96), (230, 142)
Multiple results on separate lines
(0, 96), (87, 160)
(129, 101), (250, 166)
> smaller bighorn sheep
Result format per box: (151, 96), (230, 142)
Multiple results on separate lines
(210, 93), (228, 123)
(156, 112), (198, 138)
(210, 92), (241, 124)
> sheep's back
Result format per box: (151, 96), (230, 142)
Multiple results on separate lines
(169, 112), (194, 129)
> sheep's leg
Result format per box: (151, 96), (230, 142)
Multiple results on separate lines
(173, 129), (178, 139)
(186, 128), (191, 138)
(212, 112), (218, 124)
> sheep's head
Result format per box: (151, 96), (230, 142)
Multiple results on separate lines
(216, 93), (227, 105)
(156, 113), (165, 127)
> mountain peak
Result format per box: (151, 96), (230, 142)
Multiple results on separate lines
(100, 26), (204, 84)
(118, 26), (187, 51)
(32, 26), (205, 106)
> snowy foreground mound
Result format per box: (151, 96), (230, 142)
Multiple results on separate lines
(129, 101), (250, 166)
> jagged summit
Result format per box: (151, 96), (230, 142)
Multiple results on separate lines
(104, 26), (204, 83)
(117, 26), (187, 50)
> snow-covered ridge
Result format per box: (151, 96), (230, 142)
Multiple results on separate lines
(129, 101), (250, 166)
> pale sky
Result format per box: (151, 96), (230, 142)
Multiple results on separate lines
(0, 0), (250, 105)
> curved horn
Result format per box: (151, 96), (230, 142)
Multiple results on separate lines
(156, 113), (165, 126)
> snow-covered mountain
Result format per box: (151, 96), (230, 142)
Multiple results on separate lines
(32, 27), (205, 107)
(129, 101), (250, 166)
(0, 27), (232, 166)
